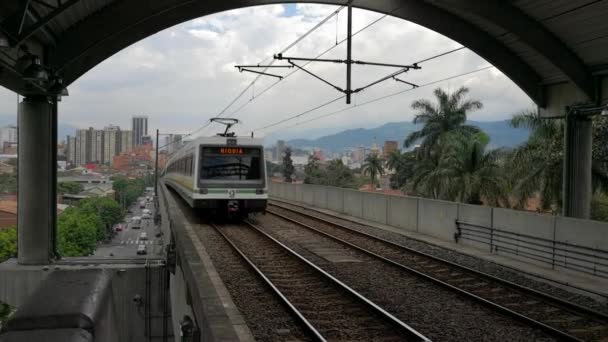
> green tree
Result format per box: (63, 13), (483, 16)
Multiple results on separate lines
(57, 181), (84, 194)
(282, 147), (295, 183)
(0, 226), (17, 262)
(405, 86), (483, 156)
(57, 208), (99, 257)
(304, 155), (322, 184)
(0, 173), (17, 193)
(591, 194), (608, 222)
(325, 159), (355, 188)
(438, 132), (508, 205)
(362, 154), (384, 189)
(78, 197), (123, 238)
(508, 110), (608, 211)
(112, 176), (145, 208)
(387, 150), (416, 190)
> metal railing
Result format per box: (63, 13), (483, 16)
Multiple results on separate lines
(455, 221), (608, 278)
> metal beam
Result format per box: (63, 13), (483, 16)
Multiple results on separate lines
(346, 2), (352, 104)
(430, 0), (595, 102)
(16, 0), (79, 45)
(46, 0), (545, 105)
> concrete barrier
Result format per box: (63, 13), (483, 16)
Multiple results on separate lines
(268, 181), (608, 278)
(326, 187), (344, 213)
(362, 192), (388, 225)
(313, 185), (328, 209)
(555, 217), (608, 276)
(417, 198), (459, 240)
(343, 189), (363, 218)
(387, 195), (418, 232)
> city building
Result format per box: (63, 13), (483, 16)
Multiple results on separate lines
(383, 140), (399, 159)
(0, 126), (17, 150)
(164, 134), (183, 154)
(66, 125), (134, 167)
(119, 130), (133, 154)
(132, 115), (148, 146)
(276, 140), (286, 161)
(103, 125), (120, 164)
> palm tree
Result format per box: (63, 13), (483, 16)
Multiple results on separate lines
(440, 132), (508, 205)
(508, 110), (608, 210)
(405, 86), (483, 156)
(362, 154), (384, 189)
(387, 150), (417, 190)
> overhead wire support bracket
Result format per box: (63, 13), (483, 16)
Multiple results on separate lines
(237, 67), (284, 79)
(288, 61), (345, 92)
(393, 77), (419, 89)
(234, 64), (294, 69)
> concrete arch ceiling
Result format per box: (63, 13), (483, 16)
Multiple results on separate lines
(0, 0), (607, 112)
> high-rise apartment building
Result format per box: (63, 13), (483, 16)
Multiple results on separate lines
(67, 136), (77, 164)
(0, 126), (17, 149)
(164, 134), (183, 154)
(132, 116), (148, 146)
(103, 125), (120, 165)
(76, 129), (90, 165)
(91, 129), (104, 163)
(119, 130), (133, 154)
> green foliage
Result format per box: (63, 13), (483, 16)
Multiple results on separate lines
(0, 226), (17, 262)
(113, 176), (145, 208)
(57, 207), (99, 257)
(591, 194), (608, 222)
(387, 151), (416, 190)
(282, 147), (295, 183)
(405, 86), (483, 156)
(266, 161), (282, 176)
(507, 110), (608, 211)
(0, 173), (16, 193)
(78, 197), (123, 239)
(362, 154), (384, 188)
(304, 156), (356, 188)
(57, 181), (84, 194)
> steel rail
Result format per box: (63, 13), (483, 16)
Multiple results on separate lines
(267, 204), (608, 341)
(218, 220), (431, 342)
(210, 222), (326, 342)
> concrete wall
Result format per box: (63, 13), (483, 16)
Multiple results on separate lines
(269, 181), (608, 278)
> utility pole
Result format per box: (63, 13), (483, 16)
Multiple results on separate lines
(346, 2), (353, 104)
(154, 129), (159, 196)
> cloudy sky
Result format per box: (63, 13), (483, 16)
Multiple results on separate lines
(0, 4), (533, 141)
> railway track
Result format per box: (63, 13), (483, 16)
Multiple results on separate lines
(212, 220), (431, 342)
(267, 202), (608, 342)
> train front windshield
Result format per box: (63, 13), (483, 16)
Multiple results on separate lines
(200, 146), (263, 181)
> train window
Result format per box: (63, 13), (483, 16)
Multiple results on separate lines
(200, 147), (262, 181)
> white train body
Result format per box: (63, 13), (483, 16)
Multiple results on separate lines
(163, 135), (268, 214)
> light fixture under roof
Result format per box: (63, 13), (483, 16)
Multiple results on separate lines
(0, 31), (9, 48)
(49, 78), (69, 96)
(22, 56), (48, 82)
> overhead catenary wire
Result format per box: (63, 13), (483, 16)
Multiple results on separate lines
(230, 12), (391, 118)
(255, 65), (495, 133)
(157, 5), (348, 151)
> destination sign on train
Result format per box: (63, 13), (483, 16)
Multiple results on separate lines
(220, 147), (244, 155)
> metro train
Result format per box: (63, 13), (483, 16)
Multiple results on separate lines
(163, 122), (268, 216)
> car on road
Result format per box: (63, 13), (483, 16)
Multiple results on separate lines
(137, 244), (147, 255)
(131, 219), (142, 229)
(113, 224), (124, 232)
(139, 201), (146, 209)
(142, 213), (151, 220)
(139, 232), (148, 241)
(142, 209), (151, 215)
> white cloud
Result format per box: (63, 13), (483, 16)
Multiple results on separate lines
(0, 4), (532, 142)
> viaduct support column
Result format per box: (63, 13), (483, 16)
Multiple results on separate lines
(562, 113), (593, 219)
(18, 96), (55, 265)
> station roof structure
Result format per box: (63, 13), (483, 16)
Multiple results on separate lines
(0, 0), (607, 110)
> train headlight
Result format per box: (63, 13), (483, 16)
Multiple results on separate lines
(255, 189), (266, 195)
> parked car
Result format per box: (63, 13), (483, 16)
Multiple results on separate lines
(142, 213), (151, 220)
(137, 244), (147, 255)
(113, 224), (123, 232)
(139, 232), (148, 241)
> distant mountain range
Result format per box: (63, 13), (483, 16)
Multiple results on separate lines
(281, 120), (530, 152)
